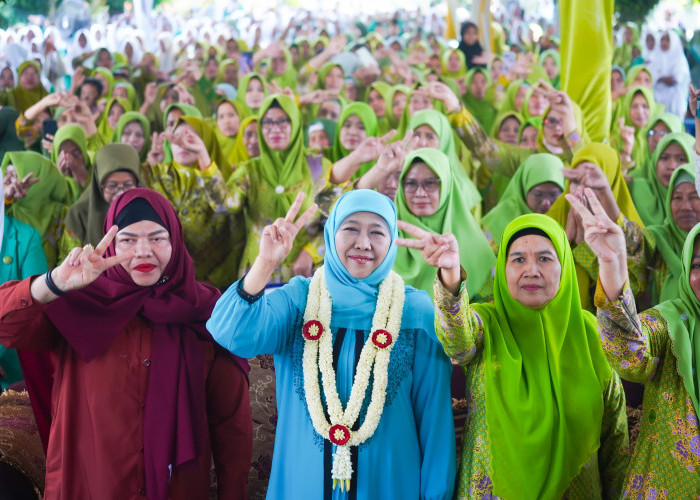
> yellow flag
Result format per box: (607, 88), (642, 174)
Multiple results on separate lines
(445, 0), (457, 40)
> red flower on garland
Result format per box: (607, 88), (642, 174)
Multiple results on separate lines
(329, 424), (351, 445)
(371, 329), (393, 349)
(303, 320), (323, 341)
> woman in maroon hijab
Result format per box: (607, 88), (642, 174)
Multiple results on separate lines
(0, 188), (252, 500)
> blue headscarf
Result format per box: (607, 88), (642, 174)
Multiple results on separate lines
(322, 189), (435, 334)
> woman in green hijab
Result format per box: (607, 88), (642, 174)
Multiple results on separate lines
(235, 72), (268, 115)
(394, 148), (494, 298)
(145, 115), (243, 288)
(230, 116), (259, 168)
(498, 79), (528, 114)
(160, 102), (203, 163)
(267, 47), (298, 92)
(386, 84), (411, 130)
(366, 81), (393, 135)
(97, 97), (132, 143)
(91, 67), (115, 98)
(213, 98), (248, 167)
(571, 183), (700, 499)
(215, 58), (239, 88)
(611, 86), (656, 170)
(441, 48), (467, 80)
(1, 150), (74, 267)
(112, 81), (139, 110)
(630, 132), (694, 226)
(404, 211), (628, 499)
(629, 112), (684, 181)
(518, 117), (541, 150)
(462, 68), (498, 134)
(483, 153), (565, 247)
(113, 111), (151, 162)
(330, 102), (379, 177)
(229, 94), (344, 282)
(613, 22), (642, 70)
(6, 61), (48, 115)
(59, 143), (143, 258)
(51, 124), (92, 199)
(491, 111), (522, 144)
(539, 49), (561, 89)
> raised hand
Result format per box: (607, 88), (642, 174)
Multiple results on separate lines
(3, 165), (39, 200)
(53, 226), (134, 292)
(422, 81), (461, 113)
(164, 128), (210, 169)
(258, 192), (318, 271)
(690, 84), (700, 119)
(562, 162), (620, 222)
(618, 117), (635, 155)
(352, 130), (398, 164)
(396, 220), (461, 293)
(147, 132), (165, 166)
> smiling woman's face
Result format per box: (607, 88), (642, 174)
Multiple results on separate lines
(335, 211), (391, 279)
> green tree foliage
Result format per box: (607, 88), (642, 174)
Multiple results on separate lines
(615, 0), (661, 23)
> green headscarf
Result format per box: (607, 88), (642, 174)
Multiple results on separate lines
(331, 102), (378, 177)
(615, 86), (657, 169)
(268, 48), (298, 92)
(174, 115), (230, 178)
(441, 48), (467, 79)
(463, 67), (497, 133)
(250, 94), (312, 215)
(231, 116), (258, 166)
(64, 143), (144, 246)
(613, 22), (641, 70)
(647, 164), (696, 304)
(655, 222), (700, 418)
(92, 67), (115, 96)
(630, 132), (695, 227)
(518, 116), (542, 145)
(1, 151), (72, 266)
(629, 111), (685, 180)
(304, 118), (336, 150)
(625, 65), (653, 87)
(235, 72), (268, 115)
(385, 84), (411, 129)
(213, 99), (248, 165)
(113, 111), (152, 161)
(539, 49), (561, 88)
(315, 62), (345, 91)
(162, 103), (202, 162)
(113, 81), (139, 109)
(490, 111), (522, 139)
(407, 108), (481, 210)
(394, 148), (495, 297)
(365, 81), (393, 135)
(215, 59), (239, 86)
(0, 107), (25, 162)
(97, 97), (132, 142)
(483, 154), (565, 245)
(499, 79), (527, 114)
(475, 213), (612, 499)
(7, 61), (48, 114)
(51, 124), (90, 170)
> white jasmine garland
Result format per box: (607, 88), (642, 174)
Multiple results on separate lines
(302, 265), (405, 492)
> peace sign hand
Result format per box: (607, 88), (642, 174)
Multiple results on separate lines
(258, 192), (318, 270)
(52, 226), (134, 292)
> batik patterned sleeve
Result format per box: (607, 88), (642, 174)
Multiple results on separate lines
(433, 269), (485, 366)
(448, 107), (530, 178)
(595, 280), (666, 383)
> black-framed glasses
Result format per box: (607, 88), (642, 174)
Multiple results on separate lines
(261, 118), (291, 131)
(102, 181), (137, 194)
(402, 178), (441, 194)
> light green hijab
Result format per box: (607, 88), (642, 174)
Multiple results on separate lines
(463, 67), (497, 133)
(394, 148), (495, 297)
(654, 221), (700, 419)
(331, 102), (378, 176)
(97, 97), (132, 142)
(385, 84), (411, 129)
(629, 111), (684, 180)
(268, 48), (298, 92)
(539, 49), (561, 88)
(630, 132), (695, 227)
(441, 48), (467, 79)
(366, 81), (393, 135)
(213, 99), (248, 165)
(476, 213), (612, 499)
(647, 164), (696, 304)
(113, 111), (151, 161)
(615, 86), (657, 169)
(235, 72), (268, 115)
(483, 154), (565, 245)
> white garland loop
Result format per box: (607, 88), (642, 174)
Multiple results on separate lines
(302, 265), (405, 492)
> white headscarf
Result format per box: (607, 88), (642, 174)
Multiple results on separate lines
(653, 30), (691, 118)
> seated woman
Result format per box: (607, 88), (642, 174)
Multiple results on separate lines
(630, 132), (694, 226)
(113, 111), (151, 162)
(145, 115), (245, 289)
(393, 148), (494, 299)
(569, 186), (699, 498)
(207, 189), (456, 499)
(51, 123), (92, 198)
(401, 211), (628, 498)
(483, 153), (565, 248)
(59, 143), (143, 258)
(0, 188), (252, 498)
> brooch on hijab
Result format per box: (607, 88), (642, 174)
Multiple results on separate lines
(275, 185), (285, 194)
(155, 275), (170, 286)
(301, 266), (405, 492)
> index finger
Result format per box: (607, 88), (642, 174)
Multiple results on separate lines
(561, 168), (581, 179)
(379, 130), (397, 144)
(564, 193), (592, 219)
(400, 130), (415, 148)
(284, 192), (305, 223)
(95, 225), (119, 256)
(582, 187), (608, 218)
(397, 220), (433, 239)
(102, 250), (135, 270)
(20, 172), (35, 183)
(293, 202), (318, 230)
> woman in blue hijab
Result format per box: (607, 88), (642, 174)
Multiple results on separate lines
(208, 190), (455, 499)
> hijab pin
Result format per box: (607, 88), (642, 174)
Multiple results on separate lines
(275, 185), (285, 194)
(2, 256), (12, 265)
(155, 275), (170, 286)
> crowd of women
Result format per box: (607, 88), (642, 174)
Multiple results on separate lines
(0, 4), (699, 499)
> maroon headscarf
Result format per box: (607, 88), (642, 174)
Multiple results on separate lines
(44, 188), (243, 500)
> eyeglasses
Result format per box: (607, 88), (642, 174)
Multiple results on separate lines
(528, 189), (562, 202)
(543, 117), (562, 129)
(402, 178), (441, 194)
(261, 118), (291, 131)
(102, 181), (137, 194)
(647, 129), (669, 138)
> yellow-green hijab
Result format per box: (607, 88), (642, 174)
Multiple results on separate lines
(174, 115), (230, 178)
(230, 116), (258, 167)
(97, 97), (132, 142)
(8, 61), (48, 114)
(394, 148), (495, 298)
(476, 213), (612, 499)
(235, 72), (268, 115)
(331, 102), (378, 176)
(113, 111), (151, 161)
(213, 99), (248, 166)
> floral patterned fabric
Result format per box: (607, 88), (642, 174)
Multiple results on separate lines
(247, 354), (277, 500)
(595, 281), (700, 498)
(434, 274), (630, 499)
